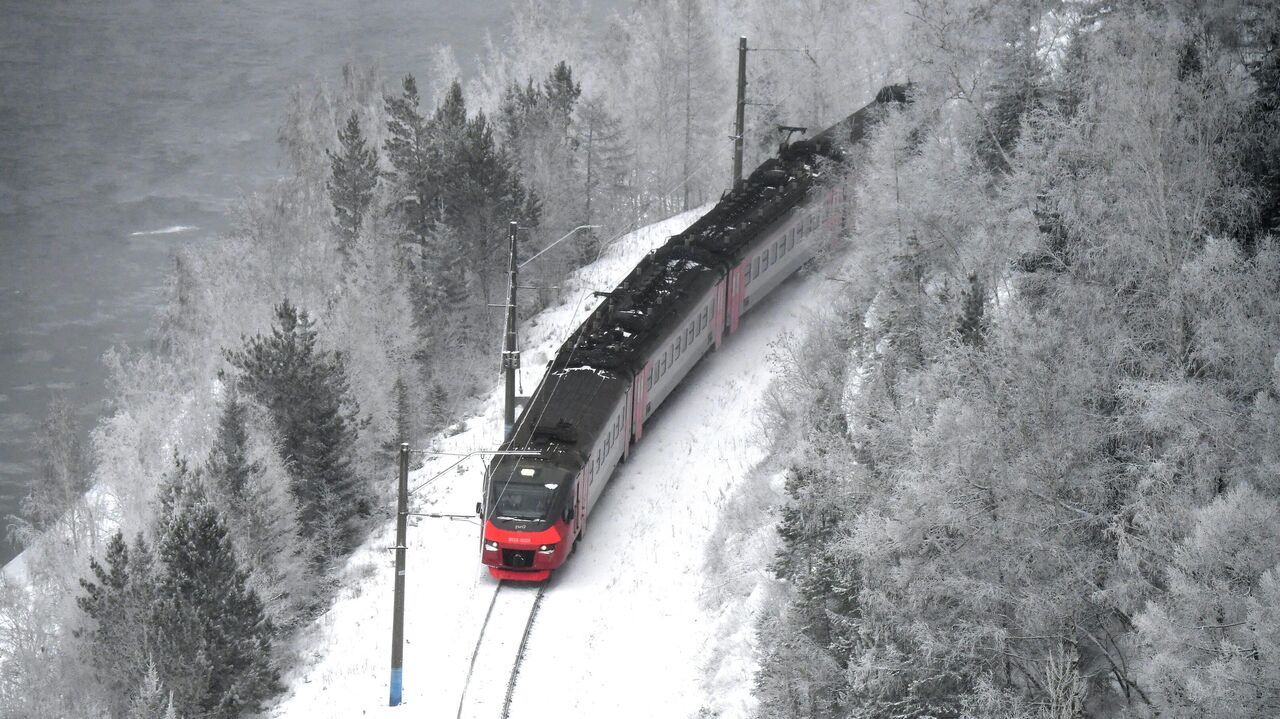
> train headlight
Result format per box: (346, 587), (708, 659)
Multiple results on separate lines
(537, 544), (557, 554)
(484, 540), (499, 551)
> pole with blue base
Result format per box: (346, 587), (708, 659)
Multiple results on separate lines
(390, 443), (409, 706)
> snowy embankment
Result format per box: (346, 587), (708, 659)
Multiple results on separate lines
(272, 207), (833, 719)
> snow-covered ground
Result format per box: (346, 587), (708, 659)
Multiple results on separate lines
(272, 207), (831, 719)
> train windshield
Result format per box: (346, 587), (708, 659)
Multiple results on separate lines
(487, 462), (570, 522)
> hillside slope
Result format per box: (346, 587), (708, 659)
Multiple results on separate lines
(272, 206), (829, 718)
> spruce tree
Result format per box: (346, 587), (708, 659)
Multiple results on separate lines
(542, 61), (581, 133)
(387, 376), (411, 451)
(497, 78), (541, 165)
(207, 387), (256, 502)
(205, 387), (306, 622)
(224, 301), (368, 557)
(384, 75), (434, 247)
(451, 109), (539, 302)
(432, 79), (473, 232)
(75, 531), (156, 719)
(152, 468), (281, 719)
(426, 381), (449, 433)
(326, 111), (379, 252)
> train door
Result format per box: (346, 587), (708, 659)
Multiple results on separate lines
(573, 466), (587, 546)
(621, 385), (634, 460)
(728, 261), (749, 334)
(711, 281), (726, 349)
(631, 362), (651, 444)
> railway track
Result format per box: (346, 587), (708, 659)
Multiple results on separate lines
(455, 580), (546, 719)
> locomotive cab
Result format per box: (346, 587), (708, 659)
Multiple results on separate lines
(480, 457), (578, 581)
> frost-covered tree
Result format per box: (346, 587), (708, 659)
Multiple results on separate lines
(150, 467), (280, 719)
(204, 388), (308, 623)
(384, 75), (435, 249)
(75, 531), (157, 719)
(326, 110), (379, 252)
(576, 94), (634, 233)
(8, 394), (98, 559)
(224, 300), (369, 561)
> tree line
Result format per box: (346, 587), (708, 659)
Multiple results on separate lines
(753, 1), (1280, 717)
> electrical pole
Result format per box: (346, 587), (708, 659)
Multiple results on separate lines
(502, 220), (520, 440)
(389, 442), (409, 706)
(733, 36), (747, 188)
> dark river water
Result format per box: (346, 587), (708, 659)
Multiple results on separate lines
(0, 0), (552, 565)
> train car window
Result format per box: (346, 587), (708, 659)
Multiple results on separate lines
(753, 256), (760, 278)
(744, 268), (751, 286)
(772, 243), (778, 263)
(761, 252), (769, 272)
(686, 326), (694, 345)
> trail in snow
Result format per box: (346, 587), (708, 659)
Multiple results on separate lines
(271, 206), (831, 719)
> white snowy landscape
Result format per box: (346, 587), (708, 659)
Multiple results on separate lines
(274, 207), (816, 719)
(6, 3), (1280, 719)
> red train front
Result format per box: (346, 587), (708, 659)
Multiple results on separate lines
(480, 454), (579, 582)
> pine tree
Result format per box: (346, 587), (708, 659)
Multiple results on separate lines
(449, 106), (539, 304)
(542, 61), (581, 134)
(393, 376), (411, 446)
(152, 469), (281, 719)
(207, 387), (256, 501)
(497, 78), (541, 167)
(205, 387), (307, 623)
(75, 531), (158, 718)
(384, 75), (434, 247)
(426, 381), (449, 433)
(326, 111), (379, 253)
(432, 79), (473, 232)
(224, 301), (368, 558)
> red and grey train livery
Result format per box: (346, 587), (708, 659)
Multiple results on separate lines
(480, 86), (909, 581)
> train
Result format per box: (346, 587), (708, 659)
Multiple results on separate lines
(479, 85), (910, 581)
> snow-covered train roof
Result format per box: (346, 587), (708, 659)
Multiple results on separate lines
(504, 85), (911, 458)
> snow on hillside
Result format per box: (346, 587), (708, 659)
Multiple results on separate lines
(271, 206), (834, 719)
